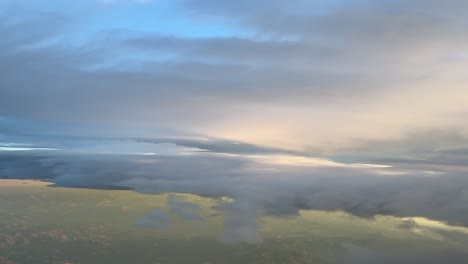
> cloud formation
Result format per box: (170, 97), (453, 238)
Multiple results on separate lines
(1, 147), (468, 243)
(1, 0), (468, 246)
(1, 0), (468, 152)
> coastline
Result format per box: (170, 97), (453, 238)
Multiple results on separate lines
(0, 179), (52, 186)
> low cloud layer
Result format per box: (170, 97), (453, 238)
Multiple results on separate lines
(2, 146), (468, 243)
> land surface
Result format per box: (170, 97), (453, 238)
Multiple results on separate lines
(0, 179), (467, 264)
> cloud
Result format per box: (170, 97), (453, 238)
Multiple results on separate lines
(2, 1), (468, 152)
(2, 0), (468, 247)
(135, 195), (205, 230)
(2, 149), (468, 243)
(220, 195), (261, 243)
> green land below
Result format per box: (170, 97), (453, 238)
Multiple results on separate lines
(0, 179), (467, 264)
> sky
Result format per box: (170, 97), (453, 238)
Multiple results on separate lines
(1, 0), (468, 244)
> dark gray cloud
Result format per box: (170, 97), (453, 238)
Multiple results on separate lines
(132, 137), (305, 156)
(182, 0), (468, 41)
(335, 129), (468, 172)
